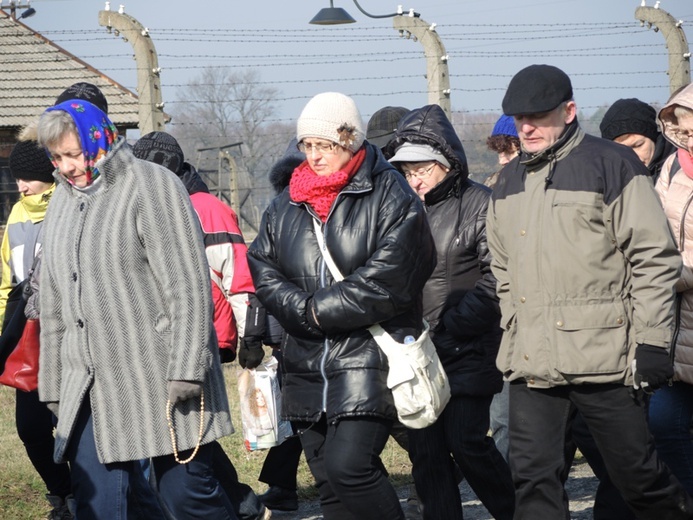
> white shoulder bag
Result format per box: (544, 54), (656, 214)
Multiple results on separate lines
(313, 220), (450, 429)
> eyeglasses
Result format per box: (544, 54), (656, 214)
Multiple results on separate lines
(297, 141), (341, 155)
(674, 129), (693, 144)
(402, 163), (437, 181)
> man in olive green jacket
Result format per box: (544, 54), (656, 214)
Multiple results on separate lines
(486, 64), (693, 519)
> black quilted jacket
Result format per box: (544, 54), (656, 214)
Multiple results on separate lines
(387, 105), (503, 396)
(248, 142), (436, 423)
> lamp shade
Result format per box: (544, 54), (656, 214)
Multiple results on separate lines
(309, 7), (357, 25)
(19, 7), (36, 19)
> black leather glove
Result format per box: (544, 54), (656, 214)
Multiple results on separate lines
(239, 337), (265, 369)
(167, 380), (203, 405)
(634, 344), (673, 393)
(219, 348), (237, 364)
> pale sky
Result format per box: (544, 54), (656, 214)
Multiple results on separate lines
(18, 0), (693, 126)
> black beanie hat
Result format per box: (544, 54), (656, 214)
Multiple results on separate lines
(132, 132), (184, 176)
(9, 140), (55, 183)
(55, 82), (109, 114)
(599, 98), (659, 143)
(502, 64), (573, 116)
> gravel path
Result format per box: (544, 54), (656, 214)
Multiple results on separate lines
(267, 459), (598, 519)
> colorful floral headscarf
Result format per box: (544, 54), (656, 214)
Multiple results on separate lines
(45, 100), (118, 186)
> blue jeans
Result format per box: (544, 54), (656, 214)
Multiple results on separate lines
(509, 382), (693, 520)
(649, 381), (693, 495)
(296, 415), (404, 520)
(409, 394), (514, 520)
(67, 401), (236, 520)
(489, 381), (510, 461)
(211, 440), (265, 520)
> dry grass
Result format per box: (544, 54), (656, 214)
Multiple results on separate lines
(0, 353), (413, 518)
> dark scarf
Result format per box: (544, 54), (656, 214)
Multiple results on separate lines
(289, 148), (366, 222)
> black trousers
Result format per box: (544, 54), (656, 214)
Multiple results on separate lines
(258, 434), (302, 490)
(568, 411), (635, 520)
(408, 394), (514, 520)
(296, 415), (404, 520)
(509, 382), (693, 520)
(15, 389), (71, 497)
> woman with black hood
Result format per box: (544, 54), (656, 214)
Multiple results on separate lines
(386, 104), (514, 520)
(600, 97), (676, 182)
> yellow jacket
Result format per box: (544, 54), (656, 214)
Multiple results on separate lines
(0, 184), (54, 329)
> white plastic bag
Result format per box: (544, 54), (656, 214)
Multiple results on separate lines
(237, 358), (293, 450)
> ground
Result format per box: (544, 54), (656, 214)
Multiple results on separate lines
(268, 459), (599, 519)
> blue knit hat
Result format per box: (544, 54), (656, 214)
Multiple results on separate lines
(491, 115), (518, 138)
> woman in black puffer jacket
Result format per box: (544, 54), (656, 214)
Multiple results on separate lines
(248, 92), (435, 520)
(386, 104), (514, 520)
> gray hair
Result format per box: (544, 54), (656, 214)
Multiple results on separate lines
(673, 105), (693, 123)
(37, 110), (80, 150)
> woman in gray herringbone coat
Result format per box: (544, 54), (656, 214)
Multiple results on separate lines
(36, 100), (236, 520)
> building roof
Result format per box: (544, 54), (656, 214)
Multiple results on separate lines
(0, 8), (140, 131)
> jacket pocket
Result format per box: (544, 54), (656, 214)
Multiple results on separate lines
(553, 302), (628, 375)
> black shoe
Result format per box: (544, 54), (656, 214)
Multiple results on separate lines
(258, 486), (298, 512)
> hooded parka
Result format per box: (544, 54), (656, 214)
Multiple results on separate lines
(656, 85), (693, 385)
(386, 105), (502, 396)
(248, 142), (436, 423)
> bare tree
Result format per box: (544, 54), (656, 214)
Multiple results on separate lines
(171, 67), (293, 236)
(172, 67), (289, 176)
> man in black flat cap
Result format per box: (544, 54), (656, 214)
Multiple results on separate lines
(486, 64), (693, 519)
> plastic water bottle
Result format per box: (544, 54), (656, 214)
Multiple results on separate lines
(404, 335), (416, 344)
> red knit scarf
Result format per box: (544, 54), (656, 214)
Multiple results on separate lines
(289, 148), (366, 222)
(678, 148), (693, 180)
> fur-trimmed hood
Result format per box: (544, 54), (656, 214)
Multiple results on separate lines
(269, 139), (305, 194)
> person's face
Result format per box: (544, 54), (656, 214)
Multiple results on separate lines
(255, 390), (266, 407)
(402, 161), (450, 201)
(300, 138), (353, 177)
(613, 133), (656, 167)
(513, 101), (577, 154)
(497, 146), (519, 167)
(48, 132), (87, 187)
(675, 114), (693, 156)
(16, 179), (53, 196)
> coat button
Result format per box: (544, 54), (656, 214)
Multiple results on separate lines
(524, 354), (529, 360)
(520, 230), (526, 236)
(616, 317), (624, 325)
(556, 321), (563, 327)
(520, 297), (526, 303)
(80, 203), (85, 211)
(77, 319), (84, 328)
(72, 273), (77, 282)
(529, 378), (535, 385)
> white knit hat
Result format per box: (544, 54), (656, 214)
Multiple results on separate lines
(296, 92), (365, 152)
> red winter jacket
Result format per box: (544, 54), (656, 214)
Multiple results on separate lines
(182, 164), (255, 354)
